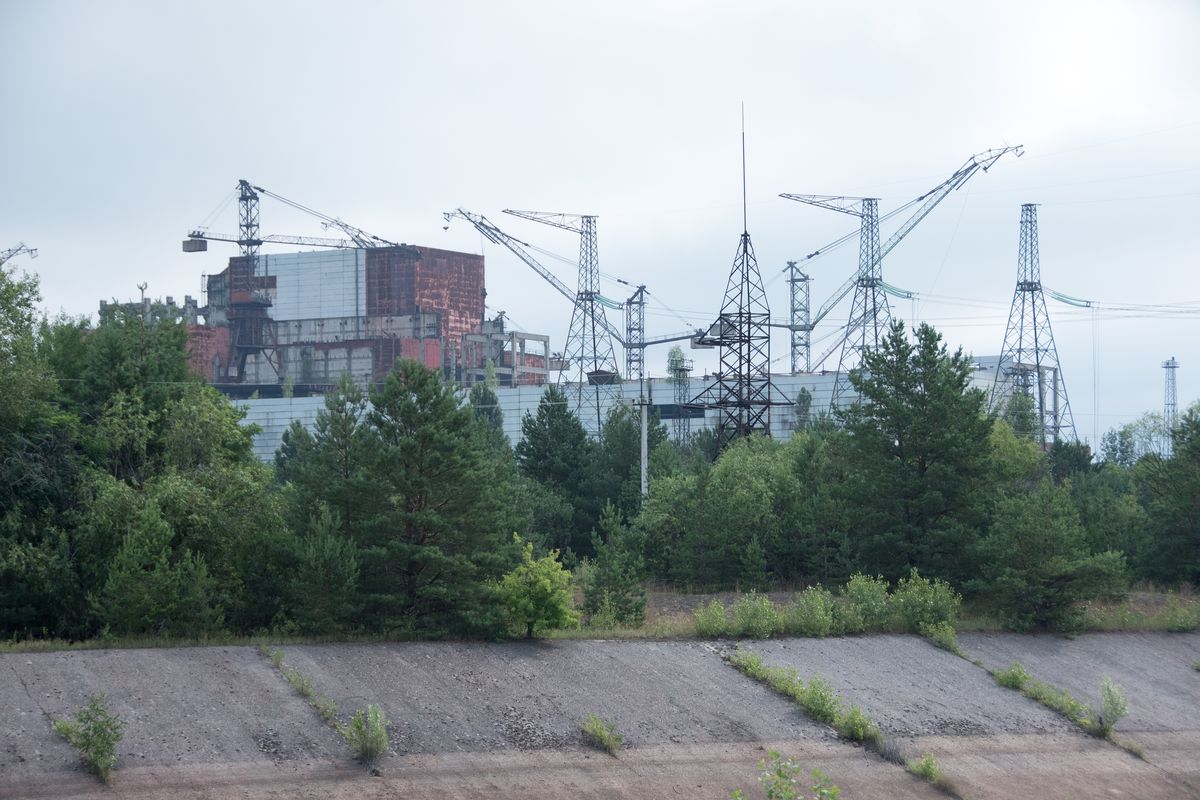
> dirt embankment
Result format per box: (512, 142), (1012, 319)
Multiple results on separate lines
(1, 633), (1197, 799)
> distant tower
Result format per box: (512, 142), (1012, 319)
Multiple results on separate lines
(1163, 357), (1179, 457)
(786, 260), (812, 373)
(503, 211), (621, 436)
(690, 116), (779, 447)
(990, 204), (1077, 446)
(667, 346), (693, 441)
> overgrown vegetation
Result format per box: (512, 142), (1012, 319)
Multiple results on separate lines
(731, 751), (840, 800)
(692, 571), (958, 639)
(50, 692), (126, 782)
(727, 648), (965, 797)
(989, 661), (1134, 746)
(2, 259), (1197, 645)
(580, 712), (623, 755)
(497, 536), (579, 638)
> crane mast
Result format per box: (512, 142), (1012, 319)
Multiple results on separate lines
(0, 242), (38, 267)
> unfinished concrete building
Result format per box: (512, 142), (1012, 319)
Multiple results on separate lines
(186, 245), (549, 394)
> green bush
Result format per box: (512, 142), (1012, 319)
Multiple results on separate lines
(797, 676), (840, 724)
(906, 752), (941, 781)
(498, 536), (579, 638)
(51, 692), (126, 782)
(731, 592), (780, 638)
(841, 574), (892, 630)
(694, 599), (729, 637)
(1024, 680), (1092, 727)
(1097, 676), (1129, 736)
(919, 621), (962, 656)
(891, 568), (960, 631)
(993, 662), (1030, 690)
(341, 704), (390, 765)
(783, 587), (835, 637)
(833, 704), (876, 742)
(581, 712), (624, 755)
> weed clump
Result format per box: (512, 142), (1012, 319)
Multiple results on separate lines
(51, 692), (126, 782)
(731, 751), (840, 800)
(581, 712), (623, 755)
(906, 752), (941, 781)
(993, 662), (1030, 690)
(1097, 676), (1129, 736)
(833, 704), (878, 743)
(919, 621), (963, 656)
(341, 704), (390, 765)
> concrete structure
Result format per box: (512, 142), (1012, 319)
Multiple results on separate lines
(234, 362), (1001, 462)
(186, 244), (549, 392)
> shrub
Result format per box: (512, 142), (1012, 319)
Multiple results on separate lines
(994, 662), (1030, 690)
(732, 592), (780, 639)
(783, 587), (835, 638)
(498, 536), (579, 638)
(1163, 596), (1200, 632)
(1097, 676), (1129, 736)
(581, 712), (623, 755)
(51, 692), (126, 782)
(1193, 660), (1200, 672)
(341, 704), (390, 765)
(906, 752), (941, 782)
(582, 504), (647, 627)
(891, 569), (960, 631)
(919, 621), (962, 656)
(834, 704), (876, 743)
(695, 599), (729, 637)
(841, 574), (892, 630)
(1024, 680), (1092, 727)
(797, 676), (840, 724)
(728, 648), (766, 679)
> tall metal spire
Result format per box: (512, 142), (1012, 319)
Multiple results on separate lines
(1163, 356), (1179, 457)
(990, 204), (1077, 446)
(833, 198), (889, 408)
(691, 112), (779, 447)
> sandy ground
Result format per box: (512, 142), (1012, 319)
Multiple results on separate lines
(2, 634), (1197, 799)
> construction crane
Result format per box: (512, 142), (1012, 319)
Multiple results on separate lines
(183, 180), (410, 382)
(183, 180), (402, 253)
(443, 209), (701, 372)
(0, 242), (38, 267)
(501, 210), (621, 434)
(781, 145), (1023, 376)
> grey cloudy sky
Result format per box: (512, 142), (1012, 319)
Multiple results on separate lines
(3, 0), (1198, 444)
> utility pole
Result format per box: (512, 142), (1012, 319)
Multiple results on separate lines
(1163, 357), (1179, 457)
(990, 204), (1077, 447)
(639, 383), (649, 498)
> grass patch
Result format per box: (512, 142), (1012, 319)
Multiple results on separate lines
(727, 647), (969, 797)
(580, 712), (623, 755)
(1193, 660), (1200, 672)
(731, 751), (841, 800)
(907, 752), (941, 781)
(50, 692), (126, 783)
(259, 646), (340, 724)
(342, 704), (390, 765)
(988, 661), (1137, 747)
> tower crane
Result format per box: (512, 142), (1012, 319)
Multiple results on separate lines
(0, 242), (38, 267)
(443, 209), (701, 382)
(781, 145), (1023, 379)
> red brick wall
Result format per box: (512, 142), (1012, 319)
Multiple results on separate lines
(187, 325), (230, 382)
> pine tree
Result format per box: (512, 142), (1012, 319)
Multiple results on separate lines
(582, 503), (646, 625)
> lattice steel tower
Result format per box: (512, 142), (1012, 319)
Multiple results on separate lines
(667, 346), (694, 442)
(990, 204), (1077, 446)
(786, 260), (812, 373)
(691, 122), (778, 447)
(503, 211), (621, 436)
(1163, 356), (1179, 457)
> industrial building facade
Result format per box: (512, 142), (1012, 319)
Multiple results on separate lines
(185, 245), (549, 392)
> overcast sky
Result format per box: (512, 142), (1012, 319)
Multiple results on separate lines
(3, 0), (1198, 444)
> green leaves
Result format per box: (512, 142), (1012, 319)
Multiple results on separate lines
(498, 535), (579, 638)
